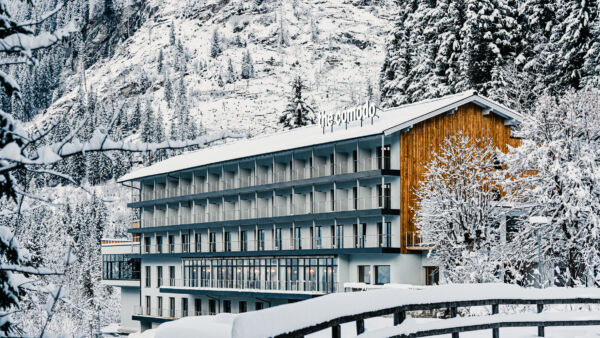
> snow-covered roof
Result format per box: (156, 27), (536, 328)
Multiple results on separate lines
(118, 91), (521, 182)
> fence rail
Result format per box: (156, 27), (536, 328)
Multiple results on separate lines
(237, 285), (600, 338)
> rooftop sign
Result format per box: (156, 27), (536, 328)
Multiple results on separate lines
(318, 101), (378, 131)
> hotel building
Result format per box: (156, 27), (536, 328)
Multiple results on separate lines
(101, 91), (522, 332)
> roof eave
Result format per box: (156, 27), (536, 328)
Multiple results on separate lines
(383, 94), (522, 136)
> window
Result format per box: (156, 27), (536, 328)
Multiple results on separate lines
(157, 266), (163, 287)
(293, 227), (302, 250)
(182, 234), (189, 252)
(169, 266), (175, 286)
(274, 228), (282, 250)
(240, 231), (247, 251)
(144, 237), (151, 253)
(224, 232), (231, 252)
(257, 229), (265, 251)
(223, 300), (231, 313)
(182, 298), (189, 317)
(353, 223), (366, 248)
(168, 235), (175, 253)
(145, 266), (151, 287)
(378, 222), (392, 247)
(194, 299), (202, 316)
(377, 183), (391, 208)
(194, 233), (201, 252)
(255, 302), (264, 311)
(335, 224), (344, 248)
(145, 296), (151, 316)
(358, 265), (371, 284)
(352, 150), (358, 172)
(209, 232), (216, 252)
(375, 265), (390, 285)
(157, 296), (163, 316)
(425, 266), (439, 285)
(239, 301), (247, 313)
(353, 187), (358, 209)
(313, 226), (322, 249)
(102, 254), (140, 280)
(377, 145), (391, 169)
(169, 297), (175, 317)
(156, 236), (162, 253)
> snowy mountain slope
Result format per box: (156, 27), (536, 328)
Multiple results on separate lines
(47, 0), (396, 138)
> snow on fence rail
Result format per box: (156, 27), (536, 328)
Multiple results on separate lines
(230, 283), (600, 338)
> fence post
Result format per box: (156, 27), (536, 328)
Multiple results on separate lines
(492, 303), (499, 338)
(393, 310), (406, 325)
(450, 307), (459, 338)
(332, 324), (341, 338)
(356, 319), (365, 335)
(537, 303), (544, 337)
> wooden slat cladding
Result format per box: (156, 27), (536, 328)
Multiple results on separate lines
(399, 103), (521, 253)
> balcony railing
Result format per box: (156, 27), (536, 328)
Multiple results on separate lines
(134, 306), (216, 319)
(139, 156), (392, 202)
(405, 231), (434, 249)
(140, 196), (391, 228)
(137, 234), (398, 255)
(167, 278), (339, 294)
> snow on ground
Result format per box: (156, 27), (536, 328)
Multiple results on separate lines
(128, 284), (600, 338)
(128, 316), (600, 338)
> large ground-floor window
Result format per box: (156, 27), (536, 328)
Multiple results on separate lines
(183, 256), (337, 293)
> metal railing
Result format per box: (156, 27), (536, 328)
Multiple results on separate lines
(405, 230), (434, 249)
(133, 306), (216, 319)
(140, 196), (390, 228)
(138, 156), (392, 201)
(139, 234), (399, 254)
(164, 278), (339, 294)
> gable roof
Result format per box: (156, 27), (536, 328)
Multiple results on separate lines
(118, 90), (521, 182)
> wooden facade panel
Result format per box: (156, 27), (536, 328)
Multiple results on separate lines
(399, 103), (520, 253)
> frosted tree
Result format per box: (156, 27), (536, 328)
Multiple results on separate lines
(501, 90), (600, 287)
(226, 58), (236, 83)
(241, 49), (254, 80)
(210, 29), (221, 58)
(157, 49), (164, 73)
(279, 76), (317, 129)
(380, 0), (521, 107)
(164, 75), (173, 106)
(0, 2), (234, 330)
(169, 21), (176, 46)
(415, 133), (511, 283)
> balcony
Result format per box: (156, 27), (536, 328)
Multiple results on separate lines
(136, 234), (398, 255)
(166, 278), (338, 294)
(405, 231), (434, 250)
(138, 156), (392, 202)
(139, 196), (391, 229)
(133, 307), (216, 320)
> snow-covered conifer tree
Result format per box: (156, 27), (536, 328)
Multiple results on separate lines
(210, 29), (221, 58)
(279, 76), (317, 129)
(241, 49), (254, 80)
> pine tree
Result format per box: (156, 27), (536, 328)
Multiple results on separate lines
(210, 29), (221, 58)
(129, 99), (142, 131)
(226, 58), (236, 83)
(241, 50), (254, 80)
(157, 49), (164, 73)
(380, 0), (520, 107)
(164, 76), (173, 107)
(169, 21), (176, 46)
(279, 76), (317, 129)
(542, 0), (598, 94)
(141, 101), (156, 143)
